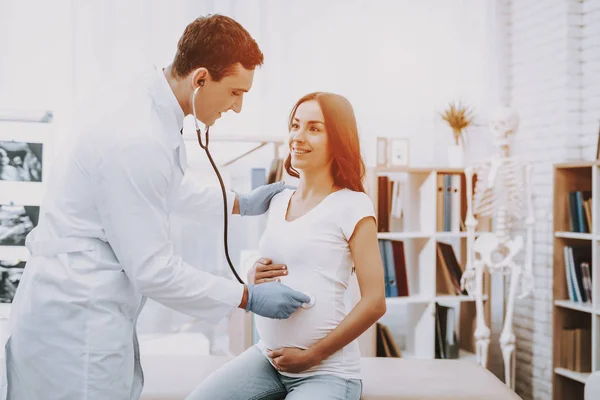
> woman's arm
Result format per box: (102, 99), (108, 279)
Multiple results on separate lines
(268, 216), (386, 372)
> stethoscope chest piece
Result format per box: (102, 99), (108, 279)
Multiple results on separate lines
(301, 292), (316, 309)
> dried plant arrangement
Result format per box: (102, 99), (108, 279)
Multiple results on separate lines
(440, 101), (474, 146)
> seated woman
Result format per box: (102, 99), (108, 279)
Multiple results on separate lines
(186, 92), (386, 400)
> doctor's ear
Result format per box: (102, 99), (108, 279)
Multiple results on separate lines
(191, 67), (209, 89)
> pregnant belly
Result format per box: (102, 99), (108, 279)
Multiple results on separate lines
(255, 297), (341, 349)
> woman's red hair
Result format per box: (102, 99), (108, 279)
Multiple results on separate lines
(284, 92), (366, 193)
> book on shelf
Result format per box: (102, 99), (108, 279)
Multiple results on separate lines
(567, 191), (592, 233)
(378, 239), (409, 297)
(563, 245), (592, 304)
(436, 174), (463, 232)
(376, 176), (404, 232)
(558, 328), (591, 372)
(267, 158), (284, 184)
(376, 322), (402, 358)
(435, 304), (459, 359)
(436, 242), (467, 296)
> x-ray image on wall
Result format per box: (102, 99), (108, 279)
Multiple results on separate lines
(0, 141), (43, 182)
(0, 260), (25, 303)
(0, 204), (39, 246)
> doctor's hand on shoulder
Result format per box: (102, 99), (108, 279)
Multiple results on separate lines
(239, 281), (309, 320)
(236, 181), (294, 216)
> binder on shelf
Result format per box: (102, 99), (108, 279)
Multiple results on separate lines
(436, 174), (445, 231)
(443, 175), (452, 232)
(377, 176), (390, 232)
(382, 240), (398, 297)
(378, 239), (409, 298)
(391, 241), (409, 297)
(436, 173), (463, 232)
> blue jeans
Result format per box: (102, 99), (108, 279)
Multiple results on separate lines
(185, 346), (362, 400)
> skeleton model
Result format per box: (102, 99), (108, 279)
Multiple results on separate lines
(460, 107), (534, 390)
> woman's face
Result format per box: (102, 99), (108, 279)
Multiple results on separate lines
(288, 100), (331, 173)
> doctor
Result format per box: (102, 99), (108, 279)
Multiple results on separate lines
(2, 14), (309, 400)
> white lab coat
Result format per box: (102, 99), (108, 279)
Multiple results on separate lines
(1, 67), (243, 399)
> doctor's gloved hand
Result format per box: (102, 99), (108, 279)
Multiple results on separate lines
(245, 281), (310, 319)
(238, 181), (293, 216)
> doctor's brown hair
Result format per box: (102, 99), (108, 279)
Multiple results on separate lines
(172, 14), (264, 82)
(284, 92), (366, 193)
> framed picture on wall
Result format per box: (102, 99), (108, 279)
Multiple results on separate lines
(376, 137), (388, 167)
(388, 138), (410, 167)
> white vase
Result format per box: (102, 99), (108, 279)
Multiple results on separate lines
(447, 144), (464, 167)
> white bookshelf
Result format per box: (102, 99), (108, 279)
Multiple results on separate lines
(366, 166), (491, 363)
(552, 162), (599, 400)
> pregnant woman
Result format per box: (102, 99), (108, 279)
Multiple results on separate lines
(187, 92), (386, 400)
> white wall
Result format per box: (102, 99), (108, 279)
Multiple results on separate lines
(504, 0), (600, 399)
(0, 0), (503, 333)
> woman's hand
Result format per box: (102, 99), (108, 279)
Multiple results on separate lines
(247, 258), (287, 284)
(266, 347), (322, 374)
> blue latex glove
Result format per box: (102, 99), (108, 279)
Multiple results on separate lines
(245, 281), (310, 319)
(238, 181), (293, 216)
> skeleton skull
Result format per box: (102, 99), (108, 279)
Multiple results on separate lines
(490, 107), (519, 148)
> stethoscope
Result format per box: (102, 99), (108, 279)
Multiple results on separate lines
(191, 84), (315, 308)
(192, 84), (245, 285)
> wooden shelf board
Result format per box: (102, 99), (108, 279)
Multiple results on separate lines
(374, 166), (466, 174)
(400, 349), (478, 363)
(377, 232), (485, 240)
(554, 232), (594, 240)
(435, 294), (488, 303)
(554, 300), (594, 313)
(385, 296), (429, 305)
(385, 295), (488, 305)
(554, 368), (590, 384)
(377, 232), (432, 240)
(458, 349), (479, 363)
(183, 135), (285, 144)
(554, 161), (597, 170)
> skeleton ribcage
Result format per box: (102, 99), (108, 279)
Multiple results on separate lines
(472, 159), (525, 222)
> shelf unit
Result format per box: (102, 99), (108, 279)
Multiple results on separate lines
(552, 162), (599, 400)
(366, 166), (491, 363)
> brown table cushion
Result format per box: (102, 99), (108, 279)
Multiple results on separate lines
(140, 354), (522, 400)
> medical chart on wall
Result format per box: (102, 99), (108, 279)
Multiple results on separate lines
(0, 116), (52, 307)
(0, 204), (40, 246)
(0, 140), (43, 182)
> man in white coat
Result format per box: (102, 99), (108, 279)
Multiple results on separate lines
(2, 14), (309, 400)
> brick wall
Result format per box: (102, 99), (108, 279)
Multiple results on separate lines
(503, 1), (599, 399)
(581, 1), (600, 157)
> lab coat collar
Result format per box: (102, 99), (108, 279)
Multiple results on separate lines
(151, 66), (185, 149)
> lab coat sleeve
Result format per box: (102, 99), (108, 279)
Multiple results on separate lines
(94, 140), (244, 322)
(171, 176), (236, 224)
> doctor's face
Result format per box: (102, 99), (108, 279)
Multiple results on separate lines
(192, 63), (254, 127)
(289, 100), (331, 173)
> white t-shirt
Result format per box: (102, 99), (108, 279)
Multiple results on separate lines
(254, 188), (376, 379)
